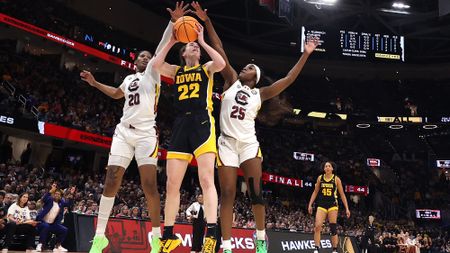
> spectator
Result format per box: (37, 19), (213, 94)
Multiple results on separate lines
(20, 143), (32, 166)
(186, 194), (206, 253)
(27, 201), (37, 221)
(0, 191), (6, 218)
(35, 184), (75, 252)
(130, 207), (140, 220)
(115, 205), (130, 218)
(2, 192), (38, 252)
(0, 191), (7, 238)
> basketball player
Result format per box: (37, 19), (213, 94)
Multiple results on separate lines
(191, 3), (318, 253)
(80, 3), (190, 253)
(308, 162), (351, 253)
(152, 22), (225, 253)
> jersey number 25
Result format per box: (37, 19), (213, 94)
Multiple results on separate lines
(230, 105), (246, 120)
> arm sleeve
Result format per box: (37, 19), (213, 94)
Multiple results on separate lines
(42, 192), (52, 204)
(7, 204), (16, 216)
(155, 21), (173, 56)
(62, 198), (73, 208)
(186, 203), (195, 216)
(145, 21), (174, 78)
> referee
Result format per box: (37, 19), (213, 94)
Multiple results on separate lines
(186, 194), (206, 253)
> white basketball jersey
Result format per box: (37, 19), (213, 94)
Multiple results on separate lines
(119, 66), (160, 135)
(220, 80), (261, 142)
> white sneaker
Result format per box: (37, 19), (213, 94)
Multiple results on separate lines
(1, 249), (8, 253)
(53, 245), (68, 252)
(36, 243), (43, 252)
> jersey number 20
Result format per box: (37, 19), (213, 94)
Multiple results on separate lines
(128, 93), (140, 106)
(178, 83), (200, 100)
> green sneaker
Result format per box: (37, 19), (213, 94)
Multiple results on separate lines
(89, 235), (109, 253)
(223, 250), (233, 253)
(256, 239), (267, 253)
(150, 237), (161, 253)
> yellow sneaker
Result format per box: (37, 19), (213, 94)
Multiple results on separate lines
(159, 235), (181, 252)
(201, 236), (217, 253)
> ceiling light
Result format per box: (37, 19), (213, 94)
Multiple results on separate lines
(389, 125), (404, 129)
(392, 2), (410, 9)
(304, 0), (337, 6)
(356, 123), (371, 129)
(379, 8), (410, 15)
(423, 125), (438, 130)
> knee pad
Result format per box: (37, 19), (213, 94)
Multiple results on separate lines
(329, 223), (337, 236)
(248, 177), (265, 205)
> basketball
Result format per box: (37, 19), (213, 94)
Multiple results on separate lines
(174, 16), (199, 43)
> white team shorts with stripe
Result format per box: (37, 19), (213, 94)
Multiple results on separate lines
(108, 123), (158, 168)
(217, 135), (262, 168)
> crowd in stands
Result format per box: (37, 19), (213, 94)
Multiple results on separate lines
(0, 157), (449, 251)
(1, 0), (151, 62)
(0, 3), (449, 251)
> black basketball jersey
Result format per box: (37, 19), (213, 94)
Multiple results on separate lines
(173, 64), (213, 115)
(317, 174), (338, 203)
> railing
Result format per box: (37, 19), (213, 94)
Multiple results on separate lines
(1, 80), (15, 95)
(1, 80), (41, 119)
(18, 94), (26, 108)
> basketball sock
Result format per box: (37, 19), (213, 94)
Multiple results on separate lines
(206, 223), (217, 237)
(163, 226), (174, 239)
(152, 226), (161, 239)
(256, 229), (266, 240)
(222, 240), (232, 250)
(333, 247), (338, 252)
(95, 195), (115, 236)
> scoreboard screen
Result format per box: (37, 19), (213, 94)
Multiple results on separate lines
(301, 26), (405, 62)
(416, 209), (441, 219)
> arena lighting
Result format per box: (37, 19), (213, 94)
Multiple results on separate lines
(307, 112), (327, 118)
(389, 124), (404, 129)
(304, 0), (337, 6)
(379, 8), (410, 15)
(392, 2), (410, 9)
(356, 123), (371, 129)
(423, 125), (438, 130)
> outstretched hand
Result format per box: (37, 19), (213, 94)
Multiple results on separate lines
(195, 23), (205, 44)
(167, 1), (190, 22)
(80, 70), (96, 87)
(191, 1), (208, 21)
(304, 36), (320, 55)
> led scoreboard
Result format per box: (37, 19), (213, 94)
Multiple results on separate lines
(301, 26), (405, 62)
(416, 209), (441, 219)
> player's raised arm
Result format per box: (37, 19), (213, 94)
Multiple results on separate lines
(80, 70), (124, 99)
(259, 38), (319, 102)
(196, 24), (225, 74)
(151, 33), (179, 79)
(192, 1), (238, 89)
